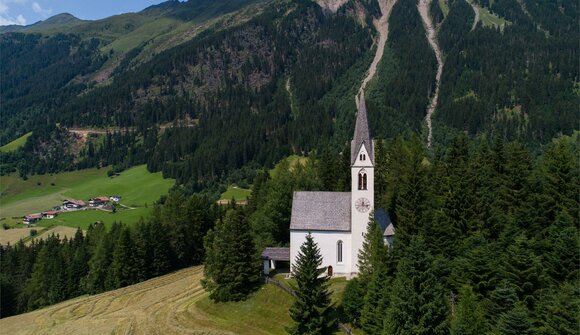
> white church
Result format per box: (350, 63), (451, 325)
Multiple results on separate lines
(285, 92), (395, 276)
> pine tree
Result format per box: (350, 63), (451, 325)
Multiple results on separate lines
(383, 236), (449, 335)
(359, 216), (392, 334)
(496, 303), (533, 335)
(357, 214), (387, 285)
(374, 138), (389, 207)
(536, 282), (579, 335)
(499, 234), (543, 309)
(540, 139), (579, 225)
(288, 233), (335, 335)
(488, 280), (518, 319)
(107, 227), (138, 289)
(360, 255), (391, 334)
(395, 135), (430, 249)
(202, 209), (260, 302)
(543, 210), (579, 282)
(450, 285), (488, 335)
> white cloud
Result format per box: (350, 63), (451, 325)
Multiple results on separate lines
(0, 13), (26, 25)
(31, 1), (51, 17)
(0, 0), (29, 26)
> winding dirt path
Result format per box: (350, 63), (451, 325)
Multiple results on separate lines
(465, 0), (480, 31)
(417, 0), (444, 148)
(358, 0), (398, 98)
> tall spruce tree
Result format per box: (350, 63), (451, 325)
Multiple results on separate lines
(288, 233), (334, 335)
(359, 216), (392, 334)
(496, 303), (533, 335)
(383, 236), (449, 335)
(394, 135), (430, 249)
(450, 285), (488, 335)
(202, 208), (260, 302)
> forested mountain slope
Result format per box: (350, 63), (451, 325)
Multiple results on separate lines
(0, 0), (577, 188)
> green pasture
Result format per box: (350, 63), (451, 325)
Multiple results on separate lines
(0, 132), (32, 152)
(0, 165), (174, 227)
(220, 185), (251, 201)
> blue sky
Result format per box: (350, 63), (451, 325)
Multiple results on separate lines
(0, 0), (167, 26)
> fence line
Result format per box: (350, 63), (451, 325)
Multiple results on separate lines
(264, 277), (354, 335)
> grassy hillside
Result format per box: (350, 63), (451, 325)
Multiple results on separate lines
(0, 266), (292, 335)
(0, 165), (174, 228)
(0, 132), (31, 152)
(0, 265), (354, 334)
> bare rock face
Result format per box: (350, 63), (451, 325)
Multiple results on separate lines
(315, 0), (348, 13)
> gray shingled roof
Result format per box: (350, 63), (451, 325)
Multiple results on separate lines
(375, 208), (395, 236)
(290, 192), (351, 231)
(351, 91), (374, 165)
(261, 247), (290, 261)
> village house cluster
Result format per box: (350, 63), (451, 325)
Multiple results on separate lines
(23, 195), (122, 225)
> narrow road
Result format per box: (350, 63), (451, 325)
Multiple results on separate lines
(358, 0), (398, 98)
(465, 0), (479, 31)
(417, 0), (444, 148)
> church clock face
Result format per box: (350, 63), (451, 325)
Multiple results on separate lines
(355, 197), (371, 213)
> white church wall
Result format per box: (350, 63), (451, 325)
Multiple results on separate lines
(290, 230), (353, 275)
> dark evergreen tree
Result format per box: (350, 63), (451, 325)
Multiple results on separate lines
(288, 233), (335, 335)
(496, 303), (533, 335)
(394, 136), (430, 250)
(488, 280), (518, 320)
(536, 282), (579, 335)
(202, 209), (260, 302)
(450, 285), (488, 335)
(383, 236), (449, 335)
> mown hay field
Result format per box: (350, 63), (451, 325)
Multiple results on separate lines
(0, 266), (294, 335)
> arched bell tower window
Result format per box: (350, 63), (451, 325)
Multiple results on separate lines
(359, 153), (366, 161)
(337, 240), (343, 263)
(358, 170), (367, 190)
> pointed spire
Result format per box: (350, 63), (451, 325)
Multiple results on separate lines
(351, 91), (373, 165)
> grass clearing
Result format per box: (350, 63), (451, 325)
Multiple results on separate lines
(0, 165), (174, 228)
(270, 155), (309, 178)
(0, 132), (32, 152)
(195, 284), (293, 334)
(478, 6), (509, 28)
(220, 185), (251, 201)
(438, 0), (449, 16)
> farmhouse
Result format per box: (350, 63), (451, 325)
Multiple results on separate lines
(89, 196), (110, 207)
(42, 211), (59, 219)
(63, 199), (86, 210)
(289, 92), (395, 277)
(23, 213), (42, 225)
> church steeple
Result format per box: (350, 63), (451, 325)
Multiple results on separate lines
(351, 91), (373, 165)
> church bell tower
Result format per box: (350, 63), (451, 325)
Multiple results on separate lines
(350, 91), (374, 273)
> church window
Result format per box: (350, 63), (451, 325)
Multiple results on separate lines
(337, 240), (343, 263)
(358, 170), (367, 190)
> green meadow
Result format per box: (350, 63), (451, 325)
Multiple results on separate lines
(0, 165), (174, 228)
(0, 132), (32, 152)
(220, 185), (251, 201)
